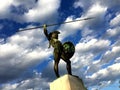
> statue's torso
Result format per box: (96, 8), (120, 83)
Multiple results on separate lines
(49, 38), (62, 48)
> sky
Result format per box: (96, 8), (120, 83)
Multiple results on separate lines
(0, 0), (120, 90)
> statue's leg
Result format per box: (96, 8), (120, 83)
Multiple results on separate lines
(53, 49), (61, 78)
(61, 55), (72, 75)
(66, 60), (72, 75)
(52, 41), (63, 77)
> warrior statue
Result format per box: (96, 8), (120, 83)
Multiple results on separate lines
(43, 24), (75, 78)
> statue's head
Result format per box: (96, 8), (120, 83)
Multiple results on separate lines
(49, 31), (60, 39)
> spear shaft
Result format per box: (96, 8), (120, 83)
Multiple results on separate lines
(18, 17), (94, 32)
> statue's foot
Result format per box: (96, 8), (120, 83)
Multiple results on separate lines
(72, 75), (79, 78)
(56, 74), (60, 78)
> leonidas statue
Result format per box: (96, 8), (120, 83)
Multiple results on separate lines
(43, 24), (75, 78)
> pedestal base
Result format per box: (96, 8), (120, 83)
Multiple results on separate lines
(50, 74), (87, 90)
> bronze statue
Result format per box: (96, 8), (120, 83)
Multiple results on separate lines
(43, 24), (75, 78)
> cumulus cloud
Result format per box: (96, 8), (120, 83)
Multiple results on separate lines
(115, 57), (120, 63)
(71, 38), (111, 76)
(100, 45), (120, 64)
(24, 0), (60, 22)
(0, 61), (67, 90)
(65, 0), (108, 43)
(0, 0), (14, 13)
(110, 13), (120, 27)
(0, 72), (50, 90)
(50, 0), (108, 41)
(74, 0), (108, 17)
(86, 63), (120, 86)
(75, 38), (110, 54)
(106, 27), (120, 37)
(58, 16), (96, 41)
(74, 0), (120, 10)
(73, 0), (120, 30)
(0, 0), (61, 23)
(58, 16), (85, 40)
(0, 28), (52, 83)
(0, 38), (4, 44)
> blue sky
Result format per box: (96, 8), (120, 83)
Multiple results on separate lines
(0, 0), (120, 90)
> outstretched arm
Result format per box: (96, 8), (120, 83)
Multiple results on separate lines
(43, 24), (50, 41)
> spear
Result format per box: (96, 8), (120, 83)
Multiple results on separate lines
(18, 17), (94, 32)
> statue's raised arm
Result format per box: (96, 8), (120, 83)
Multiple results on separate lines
(43, 24), (50, 41)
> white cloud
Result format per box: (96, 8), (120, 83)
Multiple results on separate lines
(74, 0), (120, 10)
(87, 3), (107, 15)
(24, 0), (60, 22)
(89, 63), (120, 79)
(0, 0), (60, 23)
(0, 43), (22, 60)
(0, 27), (52, 83)
(0, 0), (13, 13)
(110, 13), (120, 27)
(1, 72), (50, 90)
(86, 63), (120, 86)
(74, 0), (92, 10)
(0, 38), (4, 44)
(86, 42), (120, 75)
(100, 45), (120, 64)
(75, 38), (110, 54)
(115, 57), (120, 63)
(107, 27), (120, 37)
(58, 16), (96, 41)
(58, 16), (83, 40)
(74, 1), (108, 36)
(71, 38), (111, 76)
(82, 3), (107, 30)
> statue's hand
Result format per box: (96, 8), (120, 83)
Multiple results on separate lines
(43, 24), (47, 30)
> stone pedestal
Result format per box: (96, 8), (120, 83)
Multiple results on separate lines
(50, 74), (87, 90)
